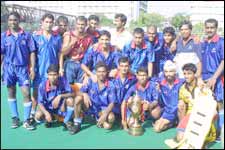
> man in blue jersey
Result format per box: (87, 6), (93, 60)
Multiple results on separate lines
(31, 13), (62, 118)
(201, 18), (224, 140)
(1, 12), (36, 130)
(155, 27), (177, 77)
(81, 30), (120, 82)
(121, 67), (160, 130)
(111, 57), (136, 117)
(34, 64), (77, 134)
(122, 27), (154, 78)
(74, 62), (116, 132)
(153, 60), (184, 132)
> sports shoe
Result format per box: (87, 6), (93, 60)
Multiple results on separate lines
(11, 117), (20, 128)
(23, 119), (35, 130)
(45, 122), (52, 128)
(65, 121), (80, 135)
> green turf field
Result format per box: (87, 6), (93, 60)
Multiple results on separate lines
(1, 85), (222, 149)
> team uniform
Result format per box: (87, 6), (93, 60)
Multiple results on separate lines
(201, 34), (224, 102)
(32, 30), (62, 86)
(111, 72), (136, 114)
(123, 80), (159, 120)
(1, 28), (36, 124)
(1, 28), (36, 87)
(82, 44), (120, 72)
(158, 77), (184, 123)
(174, 36), (202, 78)
(177, 84), (216, 143)
(86, 27), (100, 44)
(156, 44), (176, 77)
(122, 41), (155, 74)
(38, 76), (74, 123)
(144, 32), (164, 76)
(80, 78), (116, 120)
(64, 31), (93, 84)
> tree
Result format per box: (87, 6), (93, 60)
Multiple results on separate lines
(98, 15), (113, 27)
(129, 12), (165, 31)
(170, 13), (190, 31)
(192, 22), (204, 39)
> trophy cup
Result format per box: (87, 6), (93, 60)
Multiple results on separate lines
(128, 92), (144, 136)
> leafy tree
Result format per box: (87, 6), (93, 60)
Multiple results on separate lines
(98, 15), (113, 27)
(129, 12), (165, 31)
(171, 13), (190, 31)
(192, 22), (204, 39)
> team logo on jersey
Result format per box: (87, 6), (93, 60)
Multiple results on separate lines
(188, 45), (192, 50)
(38, 40), (44, 46)
(20, 40), (26, 45)
(125, 84), (129, 89)
(103, 92), (108, 97)
(90, 89), (95, 95)
(211, 47), (216, 53)
(23, 80), (30, 86)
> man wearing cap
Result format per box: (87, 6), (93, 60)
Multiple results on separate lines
(153, 60), (184, 132)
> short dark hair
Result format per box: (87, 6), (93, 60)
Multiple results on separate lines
(56, 16), (69, 25)
(47, 64), (59, 73)
(182, 63), (197, 73)
(118, 57), (129, 64)
(133, 27), (144, 36)
(137, 67), (148, 74)
(77, 16), (87, 24)
(41, 13), (54, 21)
(115, 13), (127, 25)
(179, 20), (192, 30)
(99, 30), (111, 39)
(163, 26), (176, 36)
(88, 15), (100, 23)
(205, 18), (218, 28)
(95, 61), (108, 71)
(8, 11), (20, 20)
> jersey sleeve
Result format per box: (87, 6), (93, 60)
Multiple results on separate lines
(123, 85), (135, 101)
(27, 32), (36, 53)
(80, 78), (92, 93)
(1, 33), (6, 55)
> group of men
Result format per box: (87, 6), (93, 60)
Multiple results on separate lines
(1, 11), (224, 146)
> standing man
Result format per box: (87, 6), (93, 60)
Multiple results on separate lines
(87, 15), (100, 44)
(1, 12), (36, 130)
(173, 20), (202, 79)
(54, 15), (69, 37)
(110, 13), (132, 51)
(59, 16), (93, 88)
(32, 13), (62, 118)
(122, 27), (154, 78)
(201, 18), (224, 140)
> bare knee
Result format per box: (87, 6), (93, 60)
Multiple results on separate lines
(178, 101), (186, 111)
(35, 110), (43, 120)
(7, 86), (16, 99)
(151, 106), (161, 119)
(107, 112), (115, 123)
(66, 97), (74, 107)
(75, 95), (83, 106)
(103, 122), (112, 129)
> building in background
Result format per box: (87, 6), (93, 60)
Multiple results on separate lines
(4, 1), (148, 26)
(148, 1), (224, 29)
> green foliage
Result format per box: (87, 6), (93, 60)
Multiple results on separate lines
(192, 22), (205, 39)
(129, 12), (165, 31)
(99, 15), (113, 27)
(170, 13), (190, 30)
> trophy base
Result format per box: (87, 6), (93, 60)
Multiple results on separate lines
(128, 127), (144, 136)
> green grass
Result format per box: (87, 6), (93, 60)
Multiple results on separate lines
(1, 85), (222, 149)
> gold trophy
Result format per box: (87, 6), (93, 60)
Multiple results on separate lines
(128, 91), (144, 136)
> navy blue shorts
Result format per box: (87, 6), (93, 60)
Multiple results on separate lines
(2, 63), (30, 87)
